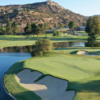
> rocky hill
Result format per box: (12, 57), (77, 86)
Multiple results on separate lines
(0, 0), (87, 32)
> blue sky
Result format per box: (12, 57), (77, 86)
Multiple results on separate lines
(0, 0), (100, 16)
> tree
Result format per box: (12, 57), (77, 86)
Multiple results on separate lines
(53, 28), (57, 36)
(60, 23), (64, 28)
(13, 9), (17, 12)
(36, 24), (44, 37)
(31, 39), (52, 56)
(82, 22), (86, 26)
(6, 20), (12, 35)
(24, 22), (32, 35)
(12, 21), (19, 35)
(54, 23), (57, 28)
(68, 21), (77, 30)
(44, 23), (49, 31)
(57, 31), (60, 36)
(53, 29), (60, 36)
(44, 23), (49, 37)
(85, 16), (100, 47)
(0, 27), (6, 35)
(31, 23), (37, 36)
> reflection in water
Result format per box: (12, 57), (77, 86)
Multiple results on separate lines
(1, 42), (100, 54)
(0, 52), (31, 57)
(0, 42), (86, 53)
(53, 42), (85, 48)
(0, 45), (36, 53)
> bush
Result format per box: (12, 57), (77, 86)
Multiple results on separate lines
(31, 39), (53, 56)
(53, 29), (60, 36)
(53, 29), (57, 36)
(57, 31), (60, 36)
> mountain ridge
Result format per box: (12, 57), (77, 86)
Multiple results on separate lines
(0, 0), (87, 32)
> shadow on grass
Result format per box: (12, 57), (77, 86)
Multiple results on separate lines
(55, 47), (100, 51)
(5, 61), (25, 75)
(0, 36), (87, 41)
(14, 90), (42, 100)
(70, 51), (78, 54)
(90, 51), (100, 55)
(67, 80), (100, 93)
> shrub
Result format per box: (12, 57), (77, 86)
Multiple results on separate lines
(31, 39), (52, 56)
(53, 29), (60, 36)
(57, 31), (60, 36)
(53, 28), (57, 36)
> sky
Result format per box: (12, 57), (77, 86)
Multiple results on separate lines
(0, 0), (100, 16)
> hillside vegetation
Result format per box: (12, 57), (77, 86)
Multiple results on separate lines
(0, 0), (87, 32)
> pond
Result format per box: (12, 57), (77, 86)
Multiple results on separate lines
(0, 53), (31, 100)
(1, 42), (100, 53)
(0, 42), (85, 53)
(53, 42), (85, 48)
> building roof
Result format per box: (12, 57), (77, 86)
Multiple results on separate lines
(79, 26), (86, 28)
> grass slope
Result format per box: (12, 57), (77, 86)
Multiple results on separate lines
(4, 60), (42, 100)
(4, 53), (100, 100)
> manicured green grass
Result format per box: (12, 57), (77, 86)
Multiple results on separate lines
(0, 35), (87, 48)
(4, 52), (100, 100)
(77, 31), (87, 35)
(0, 34), (88, 49)
(55, 47), (100, 55)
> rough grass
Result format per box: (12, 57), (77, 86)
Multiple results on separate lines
(4, 53), (100, 100)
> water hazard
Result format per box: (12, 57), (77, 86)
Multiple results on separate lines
(0, 53), (31, 100)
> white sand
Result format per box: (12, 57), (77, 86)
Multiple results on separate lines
(77, 51), (99, 56)
(77, 51), (89, 55)
(15, 69), (75, 100)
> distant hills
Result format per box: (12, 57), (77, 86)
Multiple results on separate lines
(0, 0), (87, 32)
(87, 15), (100, 19)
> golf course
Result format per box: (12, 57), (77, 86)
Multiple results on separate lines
(1, 31), (100, 100)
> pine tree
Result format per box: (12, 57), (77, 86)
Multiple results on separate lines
(24, 22), (32, 35)
(31, 23), (37, 35)
(12, 21), (19, 35)
(6, 20), (12, 35)
(37, 24), (44, 37)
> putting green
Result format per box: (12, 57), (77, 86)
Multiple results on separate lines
(24, 56), (100, 81)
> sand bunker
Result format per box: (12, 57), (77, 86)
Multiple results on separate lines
(77, 50), (89, 55)
(77, 51), (99, 56)
(15, 69), (75, 100)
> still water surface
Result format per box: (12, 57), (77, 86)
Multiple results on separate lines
(0, 53), (31, 100)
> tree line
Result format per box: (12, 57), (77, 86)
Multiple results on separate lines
(24, 22), (48, 36)
(0, 20), (19, 35)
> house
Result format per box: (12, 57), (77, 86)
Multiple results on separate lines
(74, 26), (86, 31)
(79, 26), (86, 31)
(63, 26), (69, 30)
